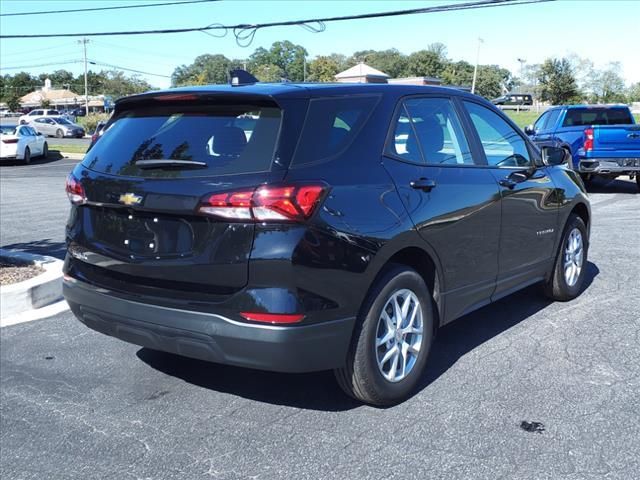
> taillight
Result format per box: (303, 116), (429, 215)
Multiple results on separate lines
(65, 173), (86, 205)
(240, 312), (305, 324)
(583, 128), (594, 152)
(1, 138), (18, 144)
(199, 184), (326, 222)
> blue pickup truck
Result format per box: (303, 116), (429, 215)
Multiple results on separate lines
(525, 105), (640, 190)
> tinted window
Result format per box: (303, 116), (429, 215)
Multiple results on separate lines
(533, 111), (550, 131)
(389, 106), (422, 164)
(397, 97), (473, 165)
(464, 101), (531, 167)
(35, 118), (47, 124)
(54, 118), (73, 125)
(30, 110), (42, 116)
(48, 110), (60, 115)
(82, 103), (282, 178)
(292, 96), (378, 166)
(562, 107), (633, 127)
(545, 109), (561, 131)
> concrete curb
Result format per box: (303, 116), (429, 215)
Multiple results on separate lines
(0, 249), (64, 319)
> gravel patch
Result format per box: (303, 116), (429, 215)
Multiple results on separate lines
(0, 261), (43, 285)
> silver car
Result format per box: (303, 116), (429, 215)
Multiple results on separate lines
(30, 116), (85, 138)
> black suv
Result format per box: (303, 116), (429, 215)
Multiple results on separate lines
(63, 83), (590, 405)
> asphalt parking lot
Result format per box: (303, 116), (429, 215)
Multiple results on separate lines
(1, 157), (639, 479)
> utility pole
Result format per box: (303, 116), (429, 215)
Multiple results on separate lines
(78, 38), (89, 115)
(517, 57), (526, 93)
(471, 37), (483, 95)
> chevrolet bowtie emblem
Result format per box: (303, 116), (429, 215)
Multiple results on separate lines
(118, 193), (143, 206)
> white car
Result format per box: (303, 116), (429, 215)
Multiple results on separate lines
(0, 125), (48, 164)
(18, 108), (62, 125)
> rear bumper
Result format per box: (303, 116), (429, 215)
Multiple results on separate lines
(63, 277), (355, 373)
(578, 157), (640, 174)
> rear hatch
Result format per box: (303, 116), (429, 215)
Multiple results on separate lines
(67, 94), (293, 298)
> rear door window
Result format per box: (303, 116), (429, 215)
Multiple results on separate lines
(390, 97), (474, 165)
(544, 109), (561, 131)
(82, 103), (282, 178)
(291, 95), (379, 166)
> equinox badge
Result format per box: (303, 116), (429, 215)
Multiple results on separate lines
(118, 193), (143, 206)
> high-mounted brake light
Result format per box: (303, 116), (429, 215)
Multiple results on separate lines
(583, 128), (594, 152)
(240, 312), (305, 324)
(199, 184), (325, 222)
(65, 173), (86, 205)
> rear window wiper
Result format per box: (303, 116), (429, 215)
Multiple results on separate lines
(135, 159), (207, 169)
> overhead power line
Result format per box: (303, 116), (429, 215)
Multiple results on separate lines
(0, 0), (555, 44)
(88, 61), (172, 78)
(0, 60), (83, 71)
(0, 0), (220, 17)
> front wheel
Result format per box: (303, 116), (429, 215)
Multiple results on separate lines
(42, 143), (48, 159)
(544, 214), (588, 301)
(334, 265), (435, 406)
(55, 129), (64, 138)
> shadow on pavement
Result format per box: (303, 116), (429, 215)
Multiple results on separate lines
(1, 239), (67, 259)
(138, 262), (599, 411)
(585, 176), (638, 194)
(0, 151), (67, 167)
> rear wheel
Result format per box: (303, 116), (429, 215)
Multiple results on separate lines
(334, 265), (435, 406)
(544, 214), (588, 301)
(23, 147), (31, 165)
(636, 174), (640, 192)
(55, 129), (64, 138)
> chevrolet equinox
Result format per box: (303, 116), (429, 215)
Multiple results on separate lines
(63, 82), (591, 405)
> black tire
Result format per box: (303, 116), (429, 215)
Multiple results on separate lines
(544, 214), (588, 301)
(23, 147), (31, 165)
(42, 143), (48, 159)
(334, 264), (435, 406)
(636, 175), (640, 192)
(55, 129), (64, 138)
(19, 120), (26, 125)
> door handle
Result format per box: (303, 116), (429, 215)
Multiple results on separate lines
(499, 178), (517, 189)
(410, 177), (436, 192)
(499, 171), (529, 189)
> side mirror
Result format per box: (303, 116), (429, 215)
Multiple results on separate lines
(37, 132), (43, 136)
(542, 146), (569, 166)
(524, 124), (535, 136)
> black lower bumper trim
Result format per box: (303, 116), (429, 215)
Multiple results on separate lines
(64, 279), (355, 373)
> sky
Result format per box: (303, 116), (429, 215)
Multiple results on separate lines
(1, 0), (638, 90)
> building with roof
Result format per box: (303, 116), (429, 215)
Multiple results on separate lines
(19, 79), (82, 109)
(334, 63), (390, 84)
(334, 63), (443, 87)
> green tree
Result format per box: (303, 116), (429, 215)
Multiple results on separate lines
(41, 99), (51, 108)
(253, 64), (284, 82)
(441, 60), (474, 87)
(307, 56), (340, 82)
(587, 62), (626, 103)
(39, 69), (75, 89)
(404, 50), (446, 78)
(538, 58), (579, 105)
(350, 49), (407, 78)
(6, 94), (21, 112)
(475, 65), (514, 99)
(171, 54), (231, 86)
(627, 82), (640, 103)
(248, 41), (307, 81)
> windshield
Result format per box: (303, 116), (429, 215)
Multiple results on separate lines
(54, 118), (73, 125)
(82, 103), (282, 178)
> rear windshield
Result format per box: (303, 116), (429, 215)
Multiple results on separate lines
(562, 107), (633, 127)
(82, 103), (281, 178)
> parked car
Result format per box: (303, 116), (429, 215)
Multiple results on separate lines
(0, 124), (48, 163)
(0, 109), (20, 118)
(30, 116), (85, 138)
(525, 104), (640, 190)
(492, 93), (533, 106)
(18, 109), (61, 125)
(88, 120), (107, 149)
(63, 83), (591, 405)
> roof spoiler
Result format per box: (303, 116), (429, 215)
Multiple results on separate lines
(230, 69), (258, 87)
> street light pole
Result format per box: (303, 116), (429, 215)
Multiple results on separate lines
(78, 38), (89, 116)
(517, 57), (526, 93)
(471, 37), (483, 95)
